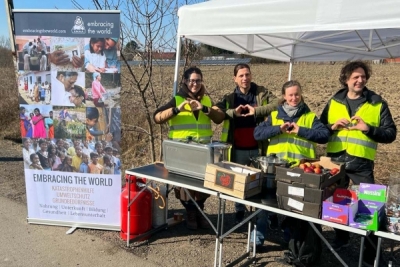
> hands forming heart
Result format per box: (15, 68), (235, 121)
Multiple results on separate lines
(235, 104), (255, 117)
(280, 122), (299, 134)
(178, 100), (203, 112)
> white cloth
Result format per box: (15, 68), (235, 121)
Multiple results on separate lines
(51, 77), (73, 106)
(40, 55), (47, 71)
(23, 147), (36, 169)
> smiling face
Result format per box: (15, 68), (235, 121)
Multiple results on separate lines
(82, 154), (89, 164)
(283, 85), (302, 107)
(40, 141), (48, 152)
(61, 75), (78, 91)
(104, 38), (116, 50)
(23, 139), (31, 149)
(185, 73), (202, 94)
(31, 155), (40, 164)
(346, 67), (367, 96)
(234, 68), (252, 92)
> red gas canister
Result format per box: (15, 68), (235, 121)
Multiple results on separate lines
(120, 174), (153, 241)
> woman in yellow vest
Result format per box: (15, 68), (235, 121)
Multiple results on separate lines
(153, 67), (224, 230)
(254, 80), (330, 163)
(252, 80), (330, 250)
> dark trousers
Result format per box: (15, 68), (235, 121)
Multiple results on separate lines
(180, 199), (205, 210)
(335, 169), (378, 255)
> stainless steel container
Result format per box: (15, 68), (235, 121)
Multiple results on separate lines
(163, 139), (231, 180)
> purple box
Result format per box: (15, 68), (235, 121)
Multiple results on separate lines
(348, 199), (385, 231)
(358, 183), (387, 202)
(322, 189), (358, 225)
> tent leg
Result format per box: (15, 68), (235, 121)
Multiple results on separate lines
(173, 35), (182, 96)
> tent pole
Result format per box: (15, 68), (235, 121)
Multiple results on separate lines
(173, 35), (182, 96)
(288, 60), (293, 80)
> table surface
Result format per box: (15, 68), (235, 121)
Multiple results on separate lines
(126, 163), (379, 236)
(126, 162), (219, 196)
(374, 231), (400, 242)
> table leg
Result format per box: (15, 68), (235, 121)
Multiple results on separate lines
(214, 196), (222, 267)
(218, 199), (226, 267)
(374, 237), (382, 267)
(308, 222), (348, 267)
(359, 236), (365, 267)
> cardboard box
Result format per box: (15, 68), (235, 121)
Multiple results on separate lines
(349, 200), (386, 231)
(275, 156), (344, 189)
(358, 183), (388, 202)
(277, 181), (336, 204)
(204, 161), (262, 199)
(322, 188), (358, 225)
(277, 195), (322, 218)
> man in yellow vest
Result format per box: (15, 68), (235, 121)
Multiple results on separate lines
(214, 63), (278, 250)
(320, 61), (396, 267)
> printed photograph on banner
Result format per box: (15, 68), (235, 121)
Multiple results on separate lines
(86, 107), (121, 143)
(53, 106), (86, 140)
(85, 73), (120, 108)
(50, 37), (85, 72)
(51, 71), (86, 107)
(15, 36), (50, 72)
(83, 37), (120, 73)
(19, 104), (54, 139)
(18, 71), (51, 105)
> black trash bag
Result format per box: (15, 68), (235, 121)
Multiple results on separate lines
(281, 217), (322, 267)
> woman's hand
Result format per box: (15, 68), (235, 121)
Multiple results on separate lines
(187, 99), (202, 111)
(280, 122), (291, 133)
(287, 122), (299, 134)
(177, 100), (192, 112)
(331, 118), (350, 130)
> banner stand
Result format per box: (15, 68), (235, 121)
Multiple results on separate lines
(8, 8), (122, 232)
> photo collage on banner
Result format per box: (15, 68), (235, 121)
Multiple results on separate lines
(14, 11), (121, 229)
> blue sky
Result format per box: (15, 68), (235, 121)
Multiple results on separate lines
(0, 0), (96, 40)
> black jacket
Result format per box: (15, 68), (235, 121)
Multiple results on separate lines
(320, 87), (397, 170)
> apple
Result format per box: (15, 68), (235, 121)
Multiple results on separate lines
(314, 167), (322, 174)
(299, 163), (306, 170)
(330, 168), (340, 175)
(220, 173), (231, 186)
(312, 163), (321, 169)
(304, 162), (312, 168)
(304, 167), (314, 173)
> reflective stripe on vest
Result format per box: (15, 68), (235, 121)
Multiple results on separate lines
(326, 99), (381, 160)
(168, 95), (213, 141)
(268, 110), (316, 163)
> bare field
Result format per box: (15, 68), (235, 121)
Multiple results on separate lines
(122, 63), (400, 184)
(1, 63), (400, 266)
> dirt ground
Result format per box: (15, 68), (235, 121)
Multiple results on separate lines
(2, 63), (400, 266)
(1, 139), (399, 267)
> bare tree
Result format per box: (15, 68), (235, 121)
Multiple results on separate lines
(90, 0), (205, 164)
(0, 36), (11, 49)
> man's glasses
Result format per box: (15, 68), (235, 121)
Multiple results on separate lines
(188, 79), (202, 84)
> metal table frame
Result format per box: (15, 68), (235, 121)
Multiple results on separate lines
(126, 164), (372, 267)
(374, 231), (400, 267)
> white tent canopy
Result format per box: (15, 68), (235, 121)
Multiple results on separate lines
(177, 0), (400, 62)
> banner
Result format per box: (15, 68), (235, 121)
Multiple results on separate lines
(13, 10), (121, 230)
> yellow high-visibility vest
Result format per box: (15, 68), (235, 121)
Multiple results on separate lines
(168, 95), (213, 142)
(327, 99), (381, 160)
(268, 110), (316, 164)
